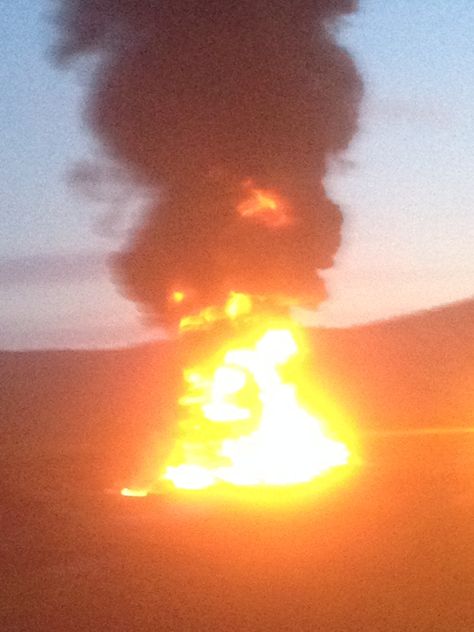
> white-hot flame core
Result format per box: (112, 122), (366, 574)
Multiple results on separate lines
(163, 327), (350, 490)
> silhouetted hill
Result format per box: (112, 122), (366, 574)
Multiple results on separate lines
(0, 298), (472, 492)
(311, 297), (473, 431)
(0, 342), (178, 491)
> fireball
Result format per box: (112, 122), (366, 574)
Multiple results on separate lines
(122, 293), (352, 498)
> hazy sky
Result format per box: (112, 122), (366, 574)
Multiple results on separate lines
(1, 0), (473, 349)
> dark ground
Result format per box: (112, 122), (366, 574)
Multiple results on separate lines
(1, 299), (473, 631)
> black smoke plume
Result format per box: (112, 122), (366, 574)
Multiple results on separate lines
(55, 0), (362, 322)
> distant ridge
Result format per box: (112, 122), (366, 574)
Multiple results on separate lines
(1, 298), (472, 488)
(310, 297), (473, 431)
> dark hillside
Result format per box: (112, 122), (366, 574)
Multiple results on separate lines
(0, 298), (472, 492)
(312, 298), (473, 431)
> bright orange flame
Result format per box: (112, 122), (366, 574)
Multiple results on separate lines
(161, 294), (351, 492)
(237, 182), (292, 228)
(120, 487), (149, 497)
(170, 290), (186, 304)
(179, 291), (253, 332)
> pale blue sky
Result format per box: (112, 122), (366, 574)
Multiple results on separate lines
(0, 0), (473, 348)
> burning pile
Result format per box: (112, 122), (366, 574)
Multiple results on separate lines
(164, 293), (350, 491)
(120, 289), (352, 496)
(55, 1), (362, 495)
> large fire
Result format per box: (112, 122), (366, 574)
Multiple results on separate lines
(121, 293), (352, 498)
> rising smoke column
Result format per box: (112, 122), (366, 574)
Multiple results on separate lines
(55, 1), (362, 322)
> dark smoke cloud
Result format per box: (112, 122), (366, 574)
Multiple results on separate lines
(55, 0), (362, 322)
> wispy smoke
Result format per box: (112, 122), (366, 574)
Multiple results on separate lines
(55, 0), (362, 321)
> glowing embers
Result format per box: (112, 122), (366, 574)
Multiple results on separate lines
(171, 290), (186, 304)
(237, 180), (293, 228)
(121, 488), (149, 498)
(163, 312), (350, 491)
